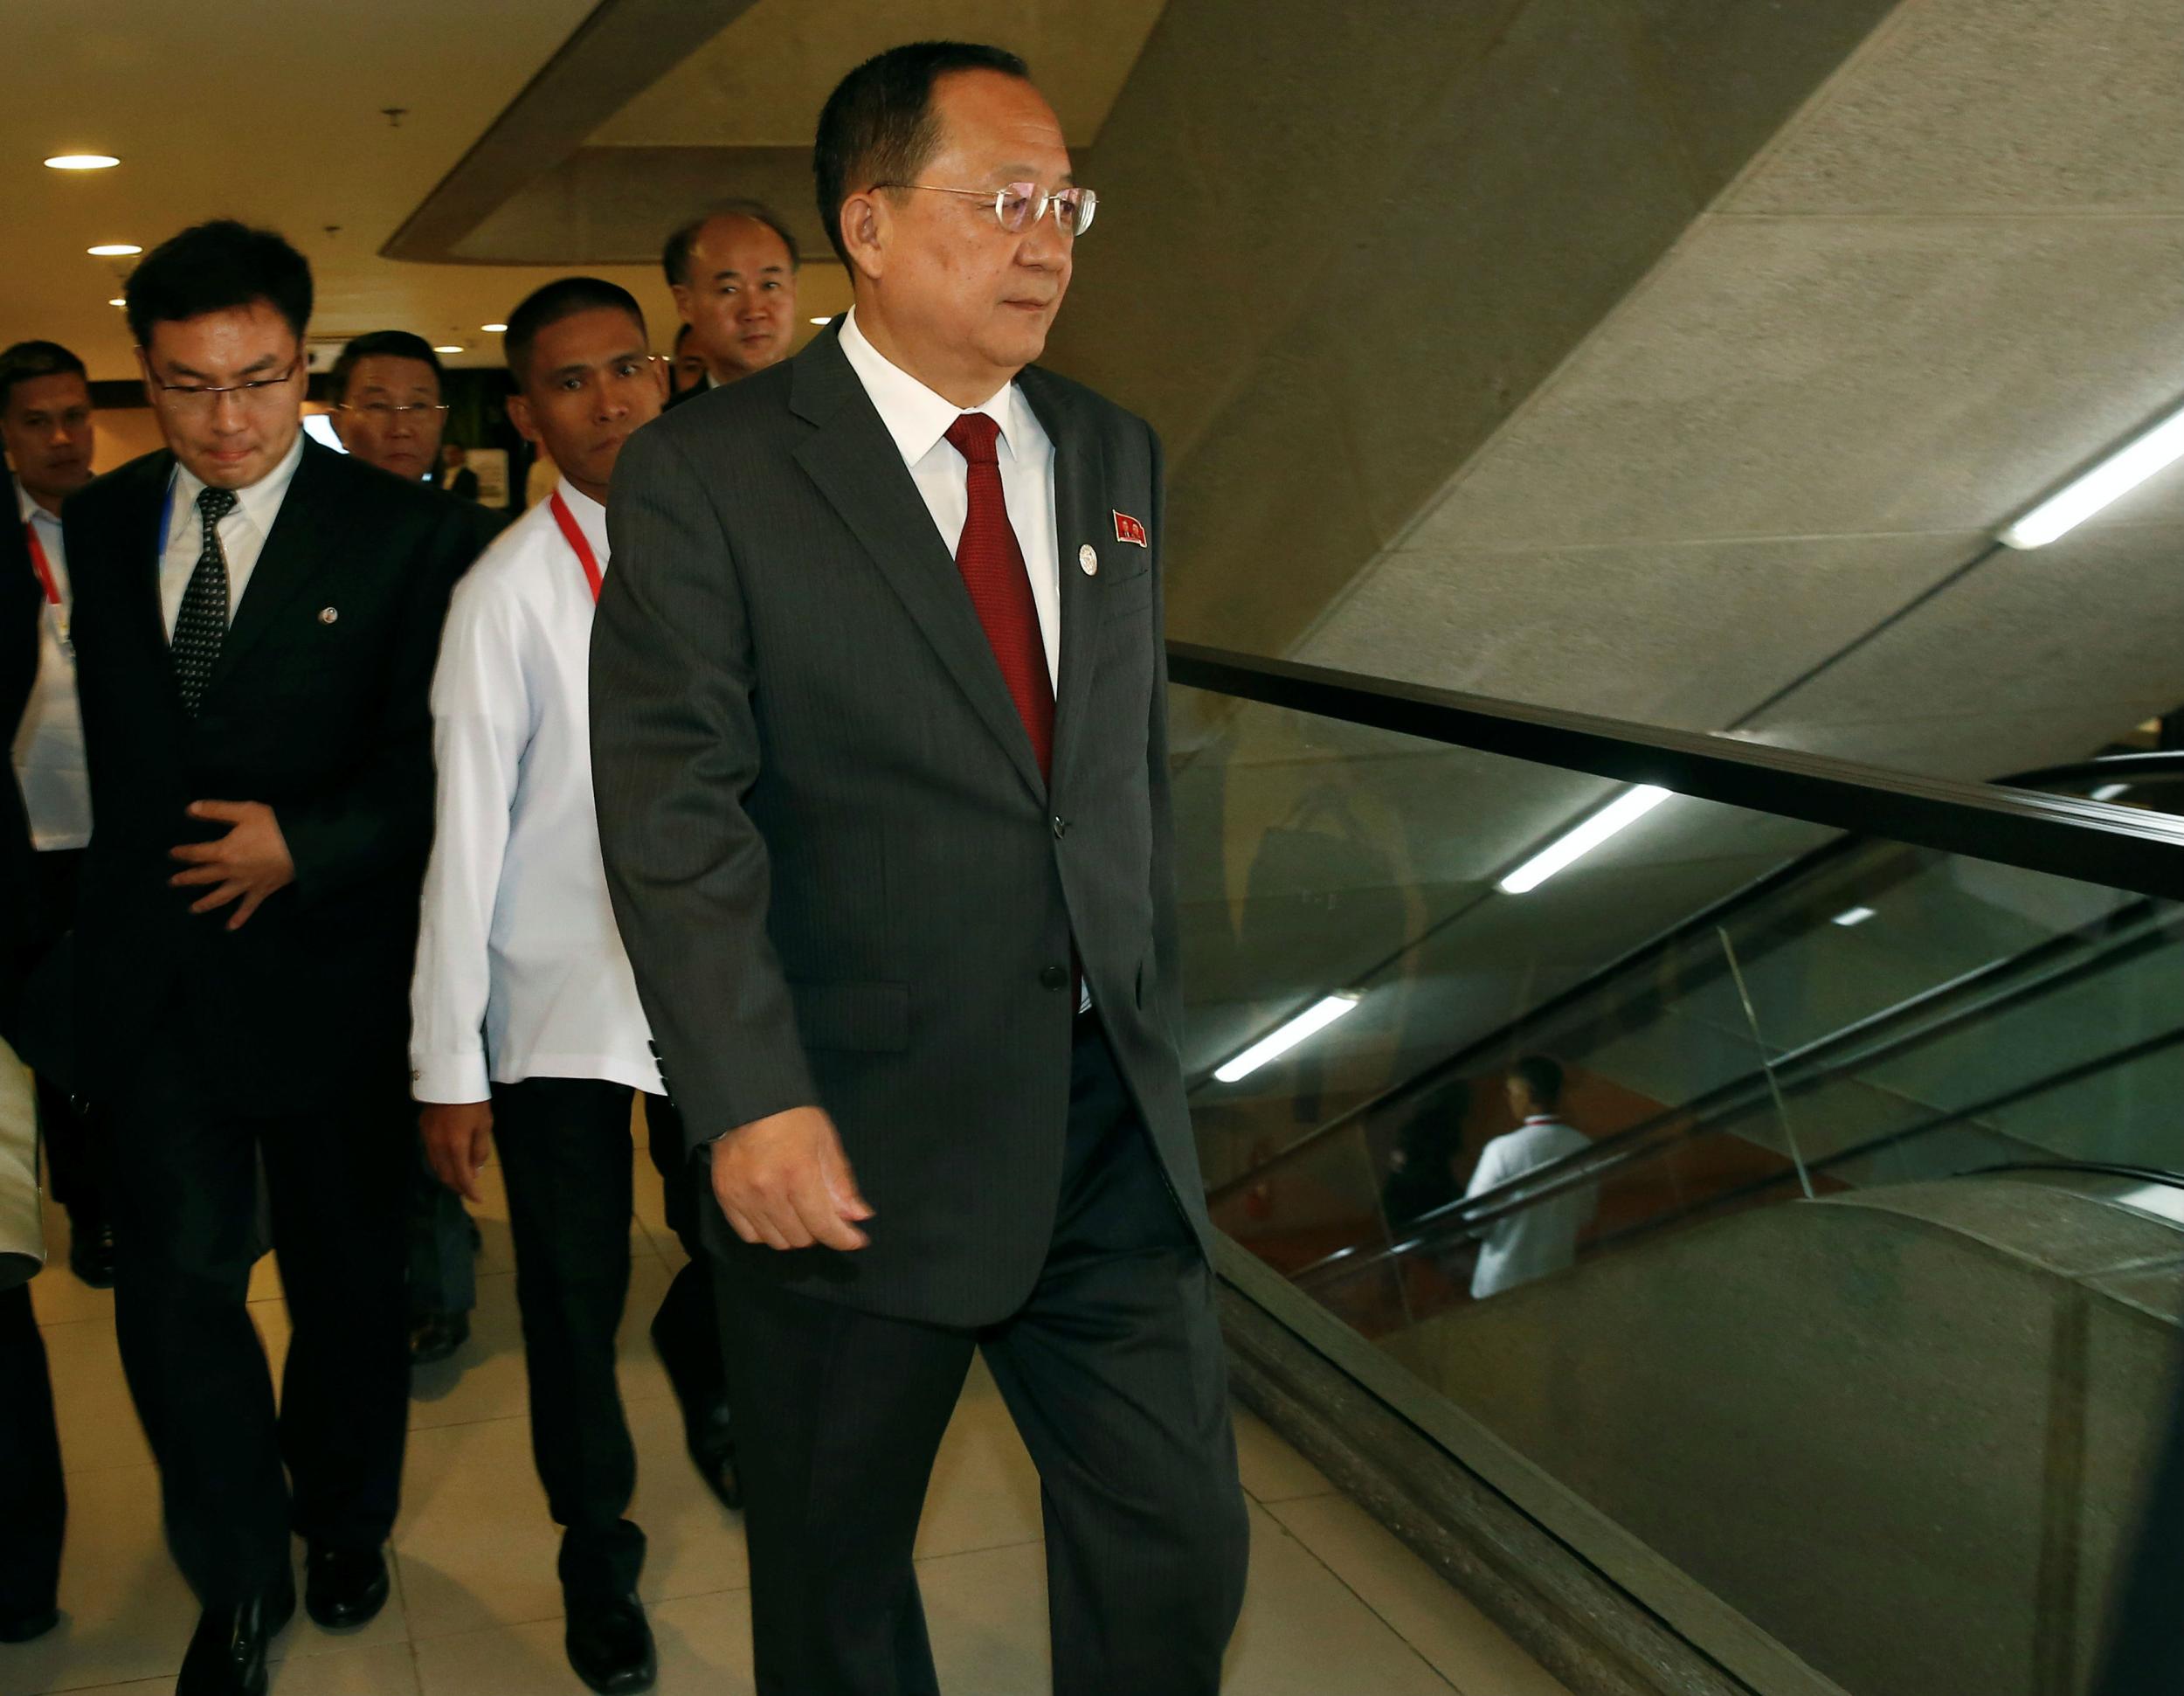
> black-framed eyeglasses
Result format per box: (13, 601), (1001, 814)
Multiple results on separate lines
(334, 401), (451, 420)
(874, 181), (1098, 237)
(154, 361), (303, 412)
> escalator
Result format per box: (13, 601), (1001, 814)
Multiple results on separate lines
(1167, 646), (2184, 1696)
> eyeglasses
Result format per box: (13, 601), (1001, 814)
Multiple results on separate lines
(334, 401), (450, 420)
(154, 362), (302, 413)
(874, 181), (1098, 238)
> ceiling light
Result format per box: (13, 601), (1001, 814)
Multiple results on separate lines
(86, 243), (140, 257)
(480, 323), (507, 333)
(1832, 906), (1877, 928)
(1497, 786), (1671, 895)
(2091, 782), (2131, 801)
(1213, 994), (1361, 1084)
(809, 316), (831, 326)
(45, 153), (120, 170)
(107, 297), (125, 307)
(433, 344), (463, 354)
(2000, 401), (2184, 549)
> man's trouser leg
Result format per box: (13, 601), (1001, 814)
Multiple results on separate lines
(0, 1283), (66, 1623)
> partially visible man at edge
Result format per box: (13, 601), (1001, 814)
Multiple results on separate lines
(0, 341), (107, 1289)
(593, 41), (1248, 1696)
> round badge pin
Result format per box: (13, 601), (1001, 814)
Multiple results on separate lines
(318, 606), (339, 625)
(1078, 544), (1098, 577)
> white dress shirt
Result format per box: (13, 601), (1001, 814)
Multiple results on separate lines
(158, 433), (307, 638)
(12, 478), (89, 849)
(410, 480), (660, 1103)
(1465, 1117), (1597, 1299)
(835, 307), (1061, 689)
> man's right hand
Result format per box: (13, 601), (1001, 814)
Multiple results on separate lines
(709, 1104), (873, 1252)
(421, 1100), (494, 1203)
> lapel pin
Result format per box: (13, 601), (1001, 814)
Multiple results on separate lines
(1112, 510), (1148, 548)
(1078, 543), (1098, 577)
(318, 606), (339, 625)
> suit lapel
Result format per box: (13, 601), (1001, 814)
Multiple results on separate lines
(791, 335), (1049, 801)
(211, 440), (337, 687)
(115, 451), (181, 664)
(1019, 369), (1108, 801)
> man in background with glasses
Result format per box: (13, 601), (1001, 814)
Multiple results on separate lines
(327, 329), (491, 1371)
(593, 41), (1248, 1694)
(63, 220), (480, 1696)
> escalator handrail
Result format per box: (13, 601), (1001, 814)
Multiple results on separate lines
(1169, 645), (2184, 899)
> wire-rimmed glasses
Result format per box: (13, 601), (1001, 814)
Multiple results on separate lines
(875, 181), (1098, 237)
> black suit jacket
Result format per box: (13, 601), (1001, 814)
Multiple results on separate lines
(592, 325), (1205, 1327)
(0, 519), (43, 1029)
(64, 442), (478, 1107)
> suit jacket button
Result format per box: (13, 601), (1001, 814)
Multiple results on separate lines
(1039, 964), (1068, 991)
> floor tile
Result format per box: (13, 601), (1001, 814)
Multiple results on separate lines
(1232, 1407), (1337, 1504)
(1270, 1495), (1572, 1696)
(43, 1640), (419, 1696)
(38, 1319), (152, 1476)
(915, 1373), (1045, 1560)
(1223, 1503), (1457, 1694)
(413, 1589), (753, 1696)
(916, 1544), (1052, 1693)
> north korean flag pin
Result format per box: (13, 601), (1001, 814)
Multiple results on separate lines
(1112, 510), (1148, 548)
(1078, 543), (1098, 576)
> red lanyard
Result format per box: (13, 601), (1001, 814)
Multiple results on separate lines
(548, 492), (603, 603)
(23, 521), (61, 606)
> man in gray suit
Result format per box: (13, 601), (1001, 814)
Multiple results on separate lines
(591, 39), (1248, 1696)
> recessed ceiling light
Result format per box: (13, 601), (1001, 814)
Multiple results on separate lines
(1498, 786), (1672, 895)
(86, 243), (141, 257)
(433, 345), (463, 354)
(107, 297), (125, 307)
(809, 316), (831, 326)
(46, 154), (120, 170)
(1832, 906), (1877, 928)
(2091, 782), (2131, 801)
(480, 323), (507, 333)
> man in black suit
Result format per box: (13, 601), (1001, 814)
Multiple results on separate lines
(660, 202), (801, 408)
(593, 43), (1248, 1695)
(66, 220), (479, 1696)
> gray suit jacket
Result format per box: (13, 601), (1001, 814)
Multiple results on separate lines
(591, 325), (1209, 1326)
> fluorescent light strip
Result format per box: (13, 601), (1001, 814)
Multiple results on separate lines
(2091, 782), (2131, 802)
(1213, 993), (1360, 1084)
(1497, 786), (1670, 895)
(2001, 402), (2184, 549)
(1832, 906), (1877, 928)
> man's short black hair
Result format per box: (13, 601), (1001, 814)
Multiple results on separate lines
(661, 201), (803, 288)
(124, 219), (313, 350)
(0, 341), (89, 414)
(503, 277), (646, 386)
(1510, 1056), (1565, 1113)
(328, 330), (445, 406)
(812, 41), (1032, 269)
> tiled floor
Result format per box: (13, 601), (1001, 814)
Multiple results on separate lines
(10, 1120), (1571, 1696)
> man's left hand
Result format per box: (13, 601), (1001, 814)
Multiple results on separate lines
(169, 800), (296, 930)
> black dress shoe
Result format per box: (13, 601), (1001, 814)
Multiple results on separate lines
(0, 1604), (58, 1644)
(67, 1218), (115, 1289)
(684, 1396), (741, 1511)
(177, 1583), (294, 1696)
(566, 1593), (656, 1694)
(408, 1311), (470, 1367)
(304, 1544), (390, 1630)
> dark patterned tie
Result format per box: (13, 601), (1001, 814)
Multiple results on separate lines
(943, 412), (1053, 781)
(174, 486), (238, 716)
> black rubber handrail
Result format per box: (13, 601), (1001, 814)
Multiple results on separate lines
(1168, 645), (2184, 900)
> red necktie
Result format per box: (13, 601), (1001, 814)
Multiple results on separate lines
(944, 412), (1054, 782)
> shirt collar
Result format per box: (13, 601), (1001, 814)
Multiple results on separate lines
(552, 477), (610, 564)
(838, 306), (1026, 470)
(14, 476), (59, 531)
(169, 429), (308, 542)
